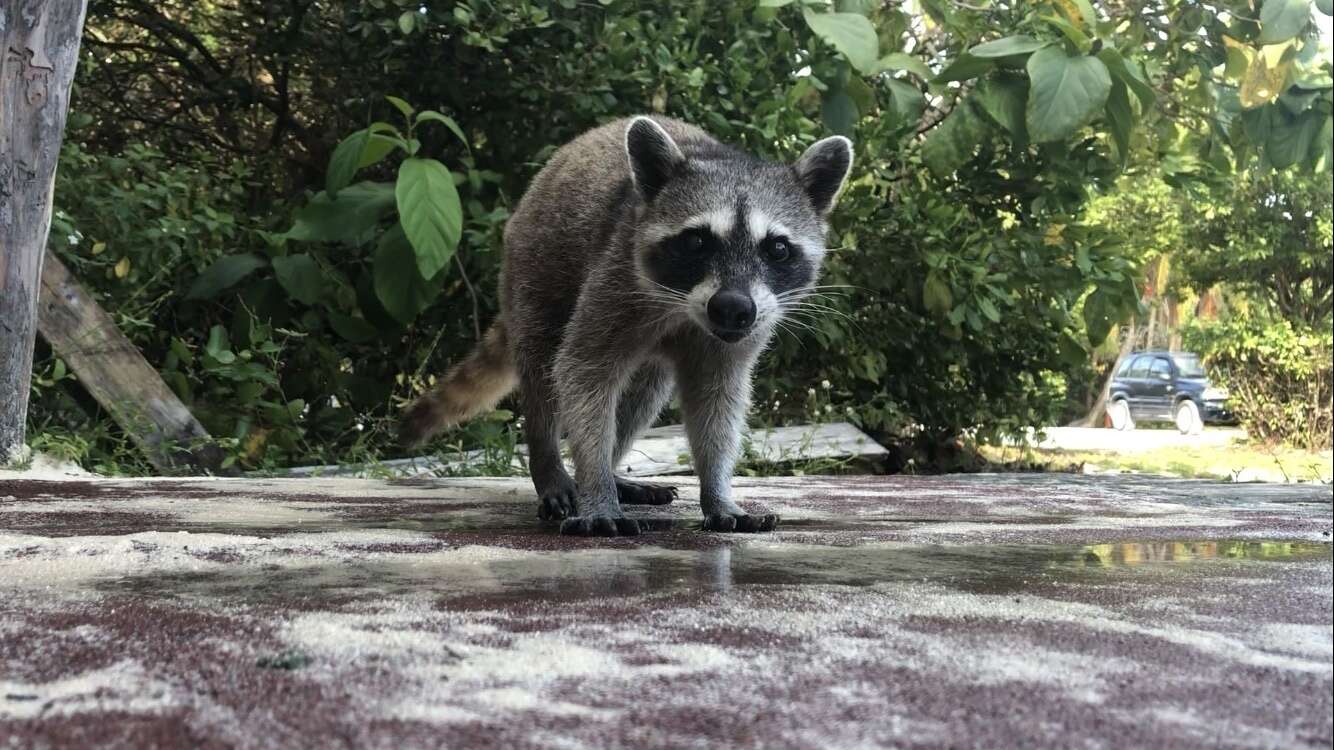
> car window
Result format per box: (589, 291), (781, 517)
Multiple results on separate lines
(1116, 357), (1136, 377)
(1127, 355), (1150, 378)
(1151, 358), (1172, 378)
(1172, 353), (1206, 378)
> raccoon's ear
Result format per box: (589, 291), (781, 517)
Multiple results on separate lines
(794, 136), (854, 216)
(625, 116), (686, 201)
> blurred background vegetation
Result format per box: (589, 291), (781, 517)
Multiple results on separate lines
(27, 0), (1333, 474)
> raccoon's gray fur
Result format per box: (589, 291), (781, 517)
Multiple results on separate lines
(400, 116), (853, 536)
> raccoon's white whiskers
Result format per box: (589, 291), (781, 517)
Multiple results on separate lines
(777, 284), (856, 299)
(783, 301), (855, 322)
(636, 274), (691, 301)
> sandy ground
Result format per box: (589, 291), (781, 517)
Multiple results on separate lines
(1, 473), (1330, 748)
(1031, 426), (1247, 452)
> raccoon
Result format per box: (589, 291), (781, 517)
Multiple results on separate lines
(400, 116), (853, 536)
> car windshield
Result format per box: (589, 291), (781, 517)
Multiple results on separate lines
(1172, 354), (1206, 378)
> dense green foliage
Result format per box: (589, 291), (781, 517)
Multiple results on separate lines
(1186, 316), (1332, 449)
(30, 0), (1333, 472)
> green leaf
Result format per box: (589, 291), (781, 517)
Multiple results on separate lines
(1259, 0), (1313, 44)
(415, 111), (470, 150)
(845, 77), (876, 117)
(968, 35), (1046, 59)
(395, 158), (463, 280)
(878, 52), (932, 81)
(975, 73), (1029, 142)
(1314, 115), (1333, 171)
(186, 254), (268, 300)
(923, 272), (953, 316)
(977, 296), (1001, 323)
(1075, 245), (1092, 273)
(922, 99), (989, 177)
(287, 182), (397, 245)
(1267, 108), (1324, 168)
(327, 311), (380, 344)
(1025, 46), (1112, 142)
(885, 79), (926, 127)
(1082, 289), (1114, 346)
(934, 53), (993, 84)
(386, 95), (415, 119)
(802, 10), (880, 74)
(821, 90), (859, 136)
(360, 134), (399, 168)
(1058, 332), (1088, 366)
(398, 11), (416, 34)
(1096, 48), (1156, 109)
(205, 325), (233, 363)
(272, 254), (324, 305)
(758, 0), (796, 6)
(327, 129), (370, 198)
(1316, 0), (1332, 15)
(1105, 80), (1134, 164)
(373, 223), (442, 325)
(1038, 14), (1091, 49)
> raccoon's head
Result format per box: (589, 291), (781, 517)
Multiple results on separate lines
(626, 116), (853, 345)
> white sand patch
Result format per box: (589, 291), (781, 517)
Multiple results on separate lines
(1255, 623), (1334, 660)
(0, 452), (95, 480)
(900, 589), (1333, 675)
(1117, 704), (1316, 748)
(0, 529), (444, 589)
(0, 660), (177, 720)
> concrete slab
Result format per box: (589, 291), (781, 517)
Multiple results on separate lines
(1, 474), (1330, 748)
(276, 421), (888, 479)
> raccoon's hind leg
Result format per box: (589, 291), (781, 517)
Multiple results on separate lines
(612, 361), (677, 506)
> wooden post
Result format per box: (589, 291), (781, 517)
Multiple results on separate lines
(0, 0), (88, 462)
(38, 252), (227, 474)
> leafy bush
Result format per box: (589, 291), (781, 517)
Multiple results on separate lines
(1185, 317), (1333, 450)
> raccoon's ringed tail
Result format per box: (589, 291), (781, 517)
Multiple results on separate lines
(398, 321), (518, 447)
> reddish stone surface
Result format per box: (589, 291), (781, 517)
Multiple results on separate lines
(1, 473), (1330, 748)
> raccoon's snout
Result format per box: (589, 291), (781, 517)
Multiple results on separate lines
(706, 290), (757, 342)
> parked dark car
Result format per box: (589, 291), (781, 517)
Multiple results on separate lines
(1107, 351), (1233, 434)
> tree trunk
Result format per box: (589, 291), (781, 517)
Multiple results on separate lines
(0, 0), (89, 463)
(1167, 297), (1182, 352)
(1072, 317), (1137, 428)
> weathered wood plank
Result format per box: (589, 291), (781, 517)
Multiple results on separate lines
(37, 252), (225, 473)
(0, 0), (89, 462)
(276, 421), (889, 479)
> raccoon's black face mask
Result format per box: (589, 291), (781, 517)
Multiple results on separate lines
(625, 117), (853, 344)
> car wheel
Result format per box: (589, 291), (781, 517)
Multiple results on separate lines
(1175, 400), (1203, 435)
(1109, 399), (1134, 431)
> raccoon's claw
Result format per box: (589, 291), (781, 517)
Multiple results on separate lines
(559, 516), (642, 537)
(702, 513), (779, 533)
(616, 479), (677, 506)
(538, 489), (577, 521)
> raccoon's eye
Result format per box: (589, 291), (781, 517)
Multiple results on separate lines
(676, 232), (708, 254)
(764, 238), (792, 263)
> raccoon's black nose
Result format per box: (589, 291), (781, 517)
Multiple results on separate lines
(707, 290), (756, 339)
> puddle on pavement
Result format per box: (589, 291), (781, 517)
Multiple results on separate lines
(100, 538), (1331, 607)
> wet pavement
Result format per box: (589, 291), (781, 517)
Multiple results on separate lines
(1, 473), (1330, 748)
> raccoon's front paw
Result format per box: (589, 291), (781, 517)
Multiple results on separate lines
(702, 512), (780, 533)
(559, 515), (642, 537)
(537, 481), (578, 521)
(616, 478), (677, 506)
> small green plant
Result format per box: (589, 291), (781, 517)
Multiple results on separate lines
(189, 97), (470, 327)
